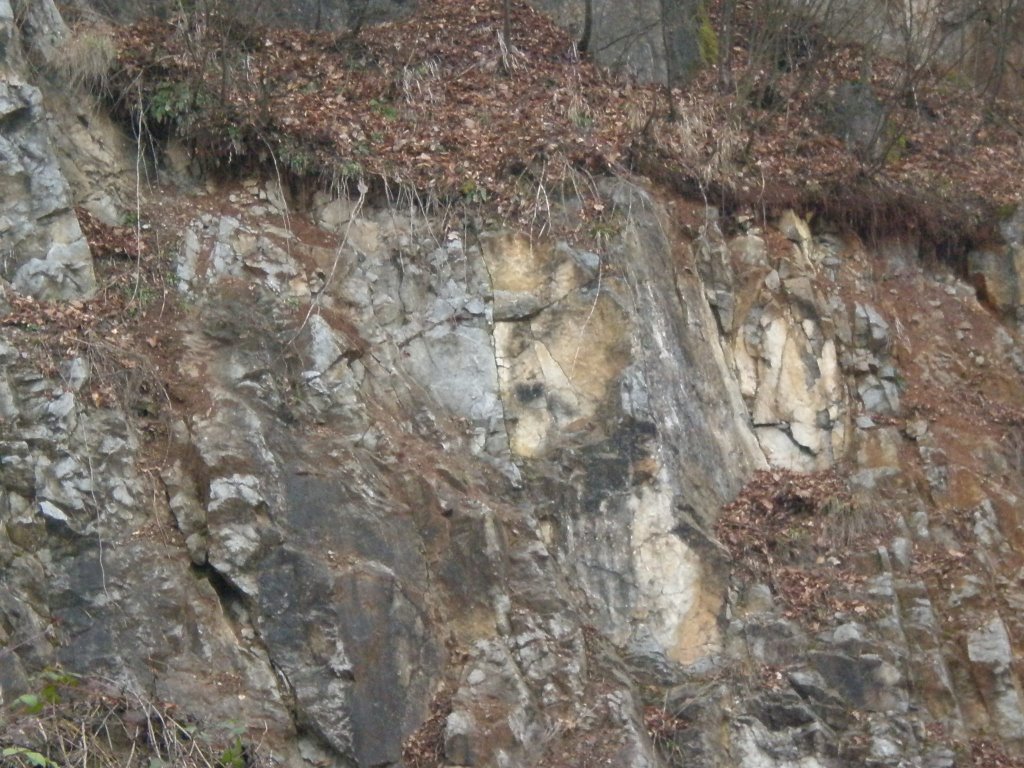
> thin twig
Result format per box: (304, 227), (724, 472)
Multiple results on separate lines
(288, 178), (368, 345)
(570, 256), (602, 380)
(259, 134), (293, 260)
(85, 454), (110, 600)
(129, 86), (145, 306)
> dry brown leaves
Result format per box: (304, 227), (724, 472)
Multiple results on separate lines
(0, 201), (182, 421)
(716, 469), (851, 562)
(107, 0), (1024, 239)
(401, 687), (452, 768)
(640, 1), (1024, 235)
(971, 738), (1024, 768)
(716, 470), (884, 626)
(643, 705), (688, 743)
(909, 538), (974, 590)
(1, 293), (96, 335)
(111, 0), (638, 231)
(0, 207), (163, 357)
(76, 208), (147, 260)
(772, 565), (875, 625)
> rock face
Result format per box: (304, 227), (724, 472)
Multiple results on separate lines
(6, 5), (1024, 768)
(135, 177), (760, 764)
(0, 78), (95, 299)
(0, 0), (95, 299)
(5, 168), (1024, 767)
(695, 210), (908, 471)
(968, 205), (1024, 324)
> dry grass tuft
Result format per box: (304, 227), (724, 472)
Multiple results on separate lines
(0, 670), (274, 767)
(56, 24), (118, 95)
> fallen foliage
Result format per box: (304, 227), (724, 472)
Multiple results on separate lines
(106, 0), (1024, 245)
(401, 686), (452, 768)
(111, 0), (631, 234)
(716, 469), (888, 625)
(970, 737), (1024, 768)
(0, 293), (95, 337)
(75, 208), (147, 261)
(716, 469), (854, 563)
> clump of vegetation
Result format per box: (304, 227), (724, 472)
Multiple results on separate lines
(56, 23), (118, 94)
(696, 4), (718, 67)
(643, 704), (692, 767)
(103, 0), (1024, 249)
(0, 668), (272, 767)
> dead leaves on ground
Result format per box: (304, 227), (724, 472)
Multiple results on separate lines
(401, 687), (452, 768)
(111, 0), (632, 230)
(1, 292), (95, 334)
(76, 208), (147, 261)
(716, 470), (883, 626)
(105, 0), (1024, 239)
(970, 738), (1024, 768)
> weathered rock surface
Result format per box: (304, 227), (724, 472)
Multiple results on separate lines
(135, 177), (762, 764)
(0, 77), (95, 299)
(968, 205), (1024, 323)
(4, 5), (1024, 768)
(0, 0), (95, 299)
(5, 164), (1024, 766)
(696, 211), (910, 471)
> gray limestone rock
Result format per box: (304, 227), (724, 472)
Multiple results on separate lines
(967, 616), (1024, 741)
(854, 303), (891, 353)
(0, 79), (94, 299)
(969, 246), (1024, 316)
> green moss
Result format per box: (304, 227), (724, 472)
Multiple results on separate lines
(697, 3), (719, 66)
(370, 98), (399, 120)
(996, 202), (1018, 220)
(884, 132), (908, 165)
(460, 179), (489, 203)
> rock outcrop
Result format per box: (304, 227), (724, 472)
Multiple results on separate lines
(969, 205), (1024, 325)
(4, 4), (1024, 768)
(0, 0), (95, 299)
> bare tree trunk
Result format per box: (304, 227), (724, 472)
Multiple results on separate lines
(659, 0), (701, 87)
(658, 0), (701, 121)
(983, 0), (1024, 101)
(579, 0), (593, 53)
(717, 0), (735, 92)
(349, 0), (369, 37)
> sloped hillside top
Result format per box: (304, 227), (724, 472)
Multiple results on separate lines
(109, 0), (1024, 241)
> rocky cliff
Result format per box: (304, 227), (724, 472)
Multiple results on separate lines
(3, 2), (1024, 768)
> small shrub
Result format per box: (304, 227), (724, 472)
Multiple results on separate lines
(370, 98), (399, 120)
(460, 179), (489, 203)
(0, 670), (272, 768)
(1, 747), (58, 768)
(278, 140), (315, 176)
(148, 82), (201, 125)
